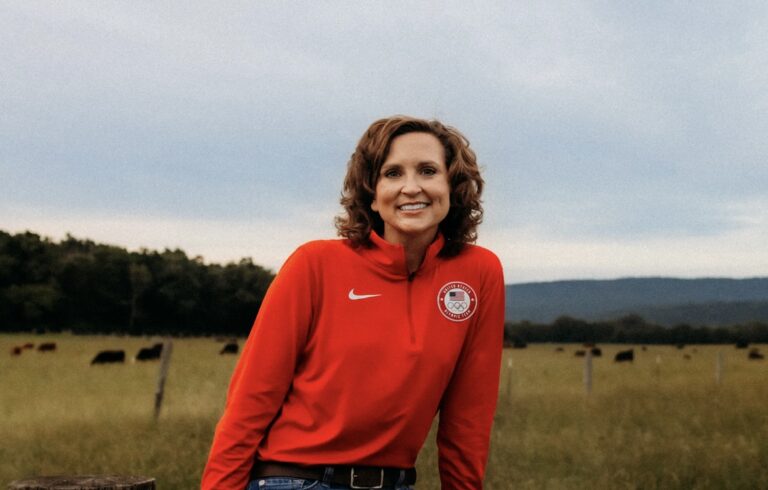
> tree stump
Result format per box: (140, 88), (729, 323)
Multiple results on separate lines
(7, 475), (155, 490)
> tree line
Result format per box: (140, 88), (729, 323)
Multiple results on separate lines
(505, 314), (768, 345)
(4, 229), (768, 342)
(0, 230), (274, 336)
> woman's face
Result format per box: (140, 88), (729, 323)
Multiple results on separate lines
(371, 132), (450, 246)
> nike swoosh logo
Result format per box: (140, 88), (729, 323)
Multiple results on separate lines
(348, 288), (382, 300)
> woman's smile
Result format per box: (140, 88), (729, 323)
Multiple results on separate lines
(398, 202), (429, 212)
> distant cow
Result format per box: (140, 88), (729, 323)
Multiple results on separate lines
(748, 349), (764, 360)
(91, 350), (126, 364)
(37, 342), (57, 352)
(574, 350), (586, 357)
(22, 343), (34, 349)
(736, 341), (749, 349)
(135, 343), (163, 361)
(220, 342), (239, 355)
(554, 347), (565, 353)
(614, 349), (634, 362)
(683, 354), (691, 360)
(590, 347), (602, 357)
(11, 346), (22, 356)
(676, 344), (685, 350)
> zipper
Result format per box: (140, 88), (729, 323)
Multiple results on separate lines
(407, 272), (416, 344)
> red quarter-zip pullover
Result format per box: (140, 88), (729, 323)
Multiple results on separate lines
(202, 232), (505, 489)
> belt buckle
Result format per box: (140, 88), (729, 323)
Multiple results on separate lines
(350, 467), (384, 489)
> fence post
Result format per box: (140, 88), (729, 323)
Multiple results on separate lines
(505, 357), (513, 400)
(715, 350), (723, 386)
(8, 475), (155, 489)
(583, 350), (593, 395)
(154, 338), (173, 420)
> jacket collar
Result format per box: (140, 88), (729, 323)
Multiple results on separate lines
(358, 230), (445, 279)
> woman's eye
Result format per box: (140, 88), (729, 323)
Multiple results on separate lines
(383, 169), (400, 178)
(421, 167), (437, 175)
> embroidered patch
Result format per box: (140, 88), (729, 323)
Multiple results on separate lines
(437, 281), (477, 322)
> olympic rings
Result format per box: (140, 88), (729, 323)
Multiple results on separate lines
(446, 301), (468, 311)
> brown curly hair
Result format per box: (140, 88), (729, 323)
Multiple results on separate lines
(335, 115), (484, 257)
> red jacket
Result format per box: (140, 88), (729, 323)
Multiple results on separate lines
(202, 232), (505, 489)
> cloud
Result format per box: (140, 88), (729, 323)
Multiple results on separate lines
(482, 197), (768, 283)
(4, 203), (340, 272)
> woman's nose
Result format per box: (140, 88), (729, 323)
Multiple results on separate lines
(401, 173), (422, 195)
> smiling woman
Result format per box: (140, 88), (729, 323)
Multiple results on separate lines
(202, 115), (505, 490)
(337, 117), (485, 258)
(371, 132), (451, 269)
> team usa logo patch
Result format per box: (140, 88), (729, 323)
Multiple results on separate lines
(437, 281), (478, 322)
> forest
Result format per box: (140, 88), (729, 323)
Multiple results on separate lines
(505, 314), (768, 345)
(0, 230), (273, 336)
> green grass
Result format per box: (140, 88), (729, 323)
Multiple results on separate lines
(1, 335), (767, 489)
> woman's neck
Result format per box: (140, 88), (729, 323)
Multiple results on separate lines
(398, 232), (437, 274)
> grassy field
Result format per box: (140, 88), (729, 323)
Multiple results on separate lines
(1, 334), (766, 489)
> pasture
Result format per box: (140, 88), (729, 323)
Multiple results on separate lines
(1, 334), (767, 489)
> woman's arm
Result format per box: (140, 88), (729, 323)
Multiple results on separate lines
(437, 256), (505, 490)
(201, 247), (315, 490)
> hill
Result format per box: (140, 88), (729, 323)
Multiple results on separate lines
(506, 277), (768, 326)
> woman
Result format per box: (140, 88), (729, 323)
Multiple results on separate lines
(202, 116), (505, 490)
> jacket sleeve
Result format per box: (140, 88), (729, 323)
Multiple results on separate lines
(437, 256), (505, 490)
(201, 246), (315, 490)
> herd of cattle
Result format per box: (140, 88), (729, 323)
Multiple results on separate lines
(10, 342), (57, 356)
(8, 340), (240, 363)
(9, 340), (766, 362)
(510, 342), (765, 361)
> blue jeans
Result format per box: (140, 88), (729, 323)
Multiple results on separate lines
(246, 477), (414, 490)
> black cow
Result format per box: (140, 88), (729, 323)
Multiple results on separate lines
(748, 349), (764, 360)
(38, 342), (57, 352)
(135, 343), (163, 361)
(614, 349), (634, 362)
(11, 346), (22, 356)
(220, 342), (239, 355)
(91, 350), (125, 364)
(590, 347), (602, 357)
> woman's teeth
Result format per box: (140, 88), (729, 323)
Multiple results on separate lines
(399, 203), (428, 211)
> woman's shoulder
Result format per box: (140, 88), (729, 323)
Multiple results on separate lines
(285, 238), (355, 265)
(294, 237), (352, 255)
(276, 238), (352, 277)
(454, 243), (502, 269)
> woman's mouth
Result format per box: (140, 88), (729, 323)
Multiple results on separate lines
(398, 203), (429, 211)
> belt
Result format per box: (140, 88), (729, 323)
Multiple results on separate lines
(251, 461), (417, 489)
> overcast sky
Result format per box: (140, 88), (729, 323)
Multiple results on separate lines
(2, 1), (767, 283)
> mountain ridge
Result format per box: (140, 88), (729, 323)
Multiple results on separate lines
(505, 277), (768, 326)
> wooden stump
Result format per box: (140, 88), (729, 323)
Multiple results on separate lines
(7, 475), (155, 490)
